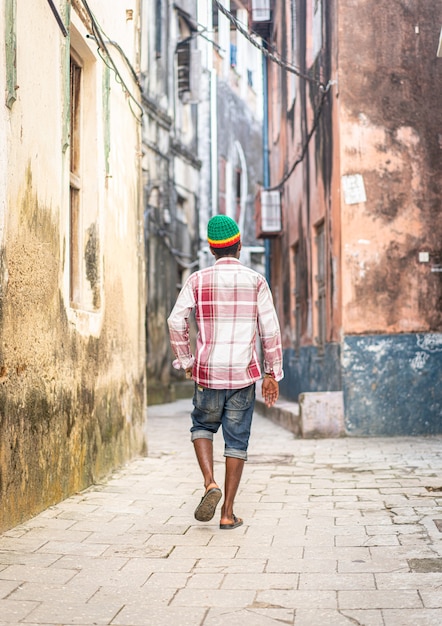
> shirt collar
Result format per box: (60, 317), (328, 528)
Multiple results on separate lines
(214, 257), (241, 266)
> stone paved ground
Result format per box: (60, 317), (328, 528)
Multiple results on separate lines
(1, 398), (442, 625)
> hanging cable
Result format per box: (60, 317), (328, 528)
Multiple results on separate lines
(211, 1), (334, 189)
(212, 0), (326, 90)
(146, 209), (199, 269)
(46, 0), (68, 36)
(80, 0), (143, 122)
(267, 85), (331, 191)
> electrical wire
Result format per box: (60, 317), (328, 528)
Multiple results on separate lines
(211, 0), (334, 190)
(99, 39), (141, 88)
(267, 85), (331, 191)
(212, 0), (327, 90)
(146, 209), (199, 269)
(79, 0), (143, 122)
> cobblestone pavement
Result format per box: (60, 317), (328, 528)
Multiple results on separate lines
(2, 398), (442, 625)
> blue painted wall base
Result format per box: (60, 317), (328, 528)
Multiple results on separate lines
(279, 343), (342, 401)
(342, 333), (442, 436)
(280, 334), (442, 436)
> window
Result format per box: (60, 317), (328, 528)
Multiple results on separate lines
(293, 244), (301, 352)
(175, 11), (200, 103)
(235, 168), (241, 222)
(230, 43), (237, 68)
(68, 31), (100, 312)
(212, 4), (219, 30)
(155, 0), (162, 58)
(256, 190), (282, 236)
(230, 8), (238, 68)
(5, 0), (17, 108)
(312, 0), (322, 61)
(69, 54), (82, 306)
(314, 222), (326, 353)
(177, 38), (191, 96)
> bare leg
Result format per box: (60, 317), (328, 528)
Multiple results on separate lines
(193, 438), (219, 491)
(220, 456), (245, 525)
(192, 438), (222, 522)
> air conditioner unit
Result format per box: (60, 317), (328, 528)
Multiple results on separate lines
(251, 0), (271, 22)
(255, 189), (282, 238)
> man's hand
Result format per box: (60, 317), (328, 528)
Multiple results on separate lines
(185, 368), (193, 380)
(262, 376), (279, 407)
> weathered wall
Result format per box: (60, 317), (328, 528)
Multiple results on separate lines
(267, 0), (442, 433)
(268, 0), (340, 400)
(339, 0), (442, 333)
(343, 334), (442, 436)
(0, 2), (146, 532)
(338, 0), (442, 434)
(141, 1), (203, 402)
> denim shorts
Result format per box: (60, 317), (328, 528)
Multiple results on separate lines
(190, 384), (256, 461)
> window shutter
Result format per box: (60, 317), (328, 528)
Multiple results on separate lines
(177, 39), (191, 96)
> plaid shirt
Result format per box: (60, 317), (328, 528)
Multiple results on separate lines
(167, 257), (283, 389)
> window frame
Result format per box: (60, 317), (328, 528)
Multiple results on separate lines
(314, 221), (326, 355)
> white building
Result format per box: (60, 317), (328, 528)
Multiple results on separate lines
(0, 0), (146, 532)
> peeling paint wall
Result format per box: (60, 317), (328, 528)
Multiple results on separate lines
(343, 334), (442, 436)
(339, 0), (442, 334)
(267, 0), (442, 433)
(338, 0), (442, 433)
(0, 2), (146, 532)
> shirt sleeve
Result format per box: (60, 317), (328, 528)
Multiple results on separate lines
(257, 278), (284, 381)
(167, 277), (196, 371)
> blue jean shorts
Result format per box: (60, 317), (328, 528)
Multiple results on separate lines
(190, 384), (256, 461)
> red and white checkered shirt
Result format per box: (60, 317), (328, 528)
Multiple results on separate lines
(167, 257), (283, 389)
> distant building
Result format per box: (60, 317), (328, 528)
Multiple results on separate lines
(206, 0), (266, 274)
(141, 0), (202, 402)
(142, 0), (267, 401)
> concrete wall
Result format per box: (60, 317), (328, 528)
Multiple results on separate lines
(0, 1), (146, 532)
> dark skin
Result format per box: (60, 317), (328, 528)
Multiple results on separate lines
(187, 243), (279, 526)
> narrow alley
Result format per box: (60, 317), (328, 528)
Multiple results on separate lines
(1, 400), (442, 625)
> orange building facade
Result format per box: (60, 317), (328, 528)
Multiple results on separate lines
(262, 0), (442, 434)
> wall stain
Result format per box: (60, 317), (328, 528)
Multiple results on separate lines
(85, 222), (101, 309)
(0, 166), (146, 533)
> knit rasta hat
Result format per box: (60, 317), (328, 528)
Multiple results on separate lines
(207, 215), (241, 249)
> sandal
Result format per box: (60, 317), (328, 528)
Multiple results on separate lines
(219, 514), (243, 530)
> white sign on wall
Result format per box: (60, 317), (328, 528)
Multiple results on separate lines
(342, 174), (367, 205)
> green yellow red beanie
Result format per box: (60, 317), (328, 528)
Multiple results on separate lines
(207, 215), (241, 249)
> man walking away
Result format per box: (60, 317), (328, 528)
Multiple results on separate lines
(167, 215), (283, 529)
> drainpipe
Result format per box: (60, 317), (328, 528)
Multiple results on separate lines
(262, 48), (271, 286)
